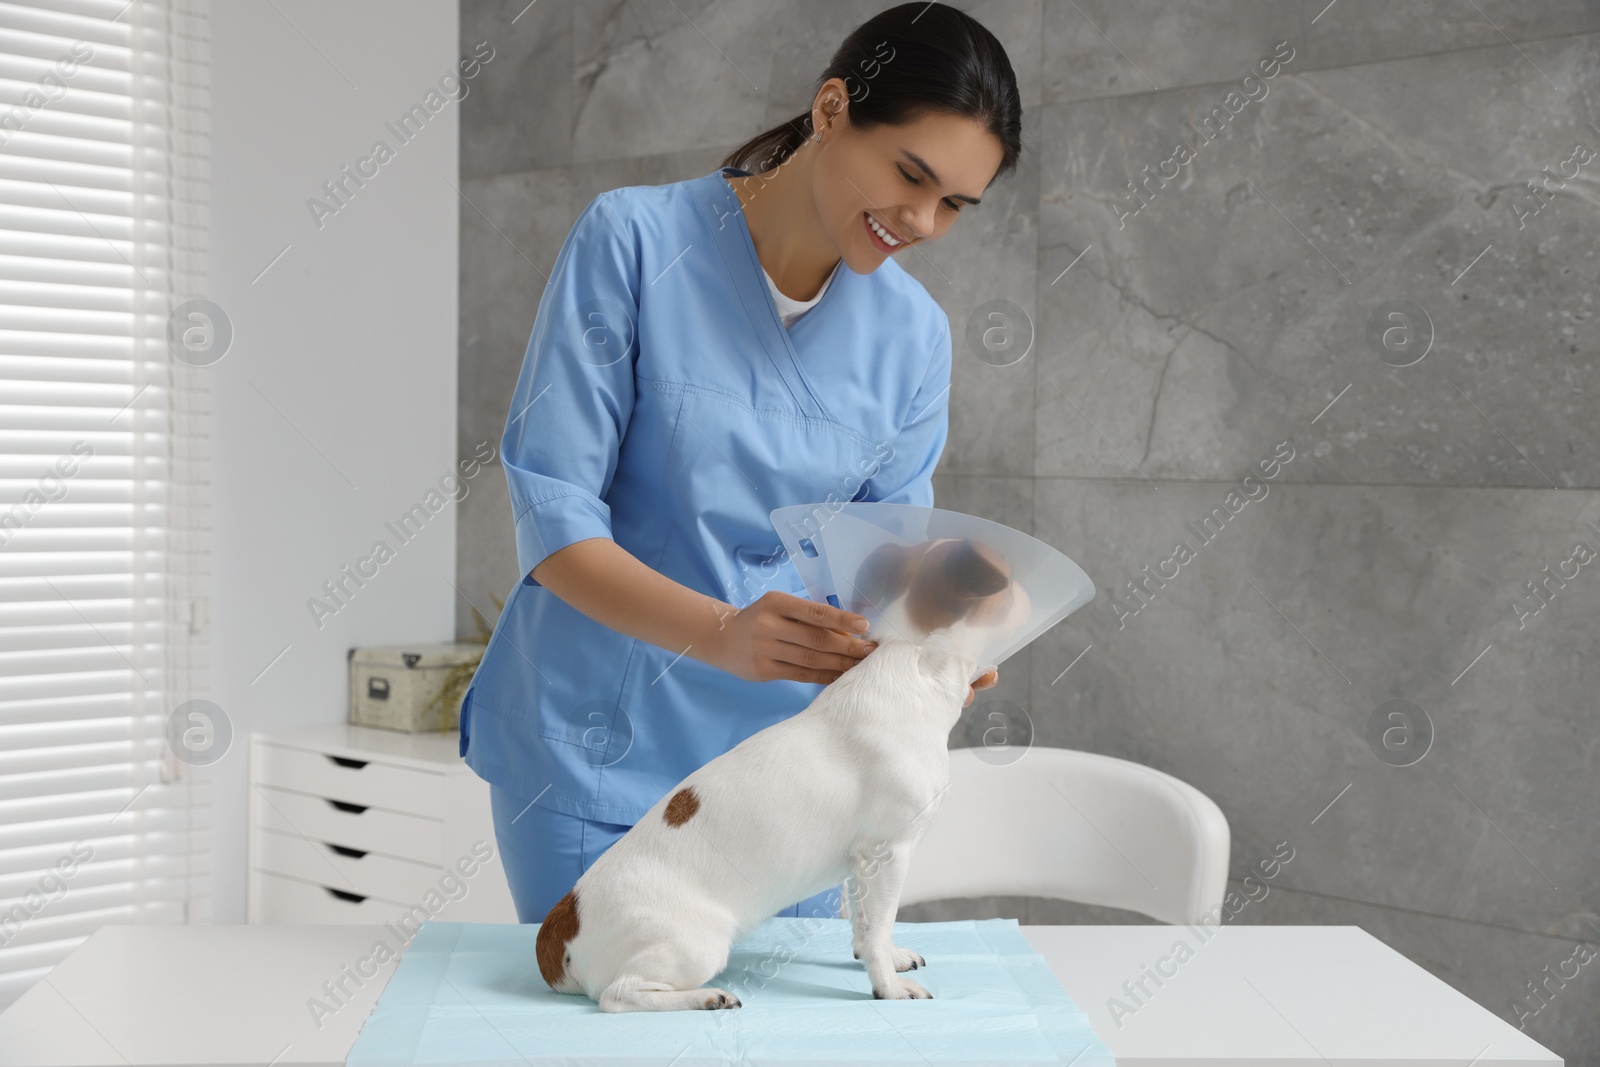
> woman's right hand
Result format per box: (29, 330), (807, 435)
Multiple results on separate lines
(708, 591), (879, 685)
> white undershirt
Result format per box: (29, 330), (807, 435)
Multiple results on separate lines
(763, 260), (841, 329)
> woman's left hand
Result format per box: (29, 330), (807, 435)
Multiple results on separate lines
(964, 667), (999, 708)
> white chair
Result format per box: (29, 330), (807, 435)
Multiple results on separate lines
(892, 745), (1231, 926)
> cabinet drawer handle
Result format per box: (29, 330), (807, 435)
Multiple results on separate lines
(327, 755), (369, 770)
(325, 887), (367, 904)
(327, 799), (368, 814)
(327, 843), (368, 859)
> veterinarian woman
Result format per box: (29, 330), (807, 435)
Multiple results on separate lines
(461, 2), (1020, 927)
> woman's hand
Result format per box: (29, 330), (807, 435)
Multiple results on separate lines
(964, 667), (999, 708)
(707, 591), (878, 686)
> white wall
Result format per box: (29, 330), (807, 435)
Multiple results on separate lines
(207, 2), (460, 922)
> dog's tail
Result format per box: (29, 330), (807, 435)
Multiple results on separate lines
(535, 888), (585, 994)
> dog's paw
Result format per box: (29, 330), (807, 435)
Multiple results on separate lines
(854, 945), (924, 971)
(871, 976), (932, 1000)
(891, 945), (926, 972)
(700, 988), (742, 1010)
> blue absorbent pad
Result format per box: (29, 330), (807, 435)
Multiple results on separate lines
(346, 917), (1116, 1066)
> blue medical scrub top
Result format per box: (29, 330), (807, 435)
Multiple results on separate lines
(460, 165), (953, 825)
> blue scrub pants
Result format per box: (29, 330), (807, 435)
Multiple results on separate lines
(490, 783), (843, 925)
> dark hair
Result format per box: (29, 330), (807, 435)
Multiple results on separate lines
(721, 2), (1022, 186)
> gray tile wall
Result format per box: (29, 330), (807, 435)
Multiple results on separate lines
(457, 2), (1599, 1057)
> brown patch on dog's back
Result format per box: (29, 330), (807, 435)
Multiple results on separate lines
(663, 786), (700, 827)
(536, 888), (580, 990)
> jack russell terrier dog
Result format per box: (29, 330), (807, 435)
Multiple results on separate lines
(536, 535), (1028, 1012)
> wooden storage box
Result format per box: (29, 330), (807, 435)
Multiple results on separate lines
(347, 642), (482, 733)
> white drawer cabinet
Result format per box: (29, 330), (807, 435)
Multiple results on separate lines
(247, 724), (517, 924)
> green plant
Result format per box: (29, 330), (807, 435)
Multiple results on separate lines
(422, 591), (505, 733)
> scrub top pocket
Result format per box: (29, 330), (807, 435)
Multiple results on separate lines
(647, 380), (888, 607)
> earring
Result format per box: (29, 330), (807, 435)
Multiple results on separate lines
(814, 97), (839, 143)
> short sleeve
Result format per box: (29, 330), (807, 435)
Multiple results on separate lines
(856, 313), (951, 509)
(502, 191), (640, 586)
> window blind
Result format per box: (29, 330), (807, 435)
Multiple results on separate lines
(0, 0), (210, 1010)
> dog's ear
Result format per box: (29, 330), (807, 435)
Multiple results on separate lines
(904, 539), (1014, 635)
(853, 542), (914, 614)
(944, 539), (1011, 599)
(951, 539), (1024, 632)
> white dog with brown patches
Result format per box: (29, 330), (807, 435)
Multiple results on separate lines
(536, 537), (1025, 1012)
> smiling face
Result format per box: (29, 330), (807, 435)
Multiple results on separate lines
(807, 80), (1005, 273)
